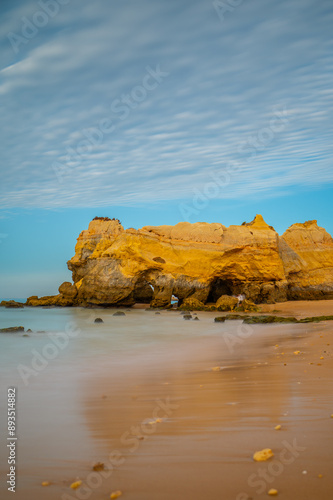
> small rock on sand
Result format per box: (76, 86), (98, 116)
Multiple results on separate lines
(113, 311), (126, 316)
(253, 448), (274, 461)
(70, 480), (82, 490)
(94, 318), (103, 323)
(110, 491), (122, 499)
(92, 462), (105, 471)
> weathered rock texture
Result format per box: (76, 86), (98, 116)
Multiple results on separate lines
(0, 300), (24, 308)
(27, 215), (333, 307)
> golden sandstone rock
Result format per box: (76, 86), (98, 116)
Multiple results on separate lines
(70, 480), (82, 490)
(253, 448), (274, 461)
(26, 215), (333, 308)
(110, 491), (122, 499)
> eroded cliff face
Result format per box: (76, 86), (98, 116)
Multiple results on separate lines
(26, 215), (333, 307)
(281, 220), (333, 300)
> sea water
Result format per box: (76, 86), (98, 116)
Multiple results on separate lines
(0, 304), (228, 496)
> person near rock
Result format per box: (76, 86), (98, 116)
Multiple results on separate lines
(237, 294), (246, 306)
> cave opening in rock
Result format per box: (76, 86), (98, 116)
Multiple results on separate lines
(132, 280), (154, 304)
(207, 278), (234, 303)
(171, 294), (179, 307)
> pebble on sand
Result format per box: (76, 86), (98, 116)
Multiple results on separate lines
(294, 350), (301, 355)
(41, 481), (51, 486)
(92, 462), (105, 471)
(149, 418), (163, 424)
(253, 449), (274, 461)
(110, 491), (122, 499)
(70, 480), (82, 489)
(268, 489), (278, 496)
(211, 366), (223, 372)
(274, 425), (281, 430)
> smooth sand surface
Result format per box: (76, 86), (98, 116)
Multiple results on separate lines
(80, 301), (333, 500)
(260, 299), (333, 318)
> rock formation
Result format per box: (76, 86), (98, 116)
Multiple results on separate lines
(26, 215), (333, 308)
(0, 300), (24, 308)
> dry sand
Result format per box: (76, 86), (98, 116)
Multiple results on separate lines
(260, 299), (333, 318)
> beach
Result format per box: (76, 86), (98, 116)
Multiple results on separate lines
(0, 300), (332, 499)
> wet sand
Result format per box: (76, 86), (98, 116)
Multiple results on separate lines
(1, 301), (332, 499)
(81, 301), (333, 500)
(260, 299), (333, 318)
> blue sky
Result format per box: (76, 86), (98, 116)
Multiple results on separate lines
(0, 0), (332, 298)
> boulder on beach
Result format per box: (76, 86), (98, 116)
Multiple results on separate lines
(216, 295), (238, 311)
(58, 281), (78, 299)
(0, 326), (25, 333)
(26, 294), (73, 307)
(0, 300), (24, 308)
(225, 314), (250, 320)
(235, 299), (260, 312)
(243, 315), (298, 324)
(179, 297), (208, 311)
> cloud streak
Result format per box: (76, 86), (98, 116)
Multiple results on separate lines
(0, 0), (332, 209)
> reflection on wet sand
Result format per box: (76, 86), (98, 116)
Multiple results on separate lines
(83, 318), (333, 500)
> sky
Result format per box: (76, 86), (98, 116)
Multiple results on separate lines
(0, 0), (332, 298)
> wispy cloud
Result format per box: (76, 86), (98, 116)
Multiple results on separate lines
(0, 0), (332, 209)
